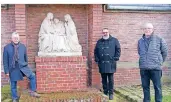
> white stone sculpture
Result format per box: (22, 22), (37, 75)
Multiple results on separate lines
(38, 13), (82, 56)
(53, 18), (69, 52)
(38, 12), (54, 52)
(64, 14), (82, 52)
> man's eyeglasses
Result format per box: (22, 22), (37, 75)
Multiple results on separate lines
(143, 28), (153, 30)
(103, 32), (108, 34)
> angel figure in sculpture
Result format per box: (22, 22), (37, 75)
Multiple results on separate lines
(64, 14), (82, 52)
(53, 18), (70, 52)
(38, 12), (54, 52)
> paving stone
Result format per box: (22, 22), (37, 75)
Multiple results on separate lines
(115, 84), (171, 102)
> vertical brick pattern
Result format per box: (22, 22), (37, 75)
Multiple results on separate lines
(26, 4), (88, 71)
(88, 5), (103, 88)
(15, 4), (26, 44)
(87, 5), (93, 86)
(1, 5), (15, 86)
(35, 56), (88, 93)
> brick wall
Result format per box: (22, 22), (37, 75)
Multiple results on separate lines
(102, 12), (171, 62)
(1, 4), (171, 88)
(90, 5), (171, 87)
(102, 12), (171, 85)
(1, 4), (28, 87)
(88, 4), (103, 87)
(15, 4), (27, 45)
(35, 56), (87, 93)
(1, 5), (15, 86)
(26, 4), (88, 71)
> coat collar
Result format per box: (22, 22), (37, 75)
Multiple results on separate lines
(101, 34), (113, 41)
(10, 41), (21, 47)
(142, 32), (154, 41)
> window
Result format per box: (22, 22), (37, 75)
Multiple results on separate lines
(1, 4), (9, 10)
(104, 4), (171, 13)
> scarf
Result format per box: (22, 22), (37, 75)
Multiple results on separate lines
(12, 42), (19, 68)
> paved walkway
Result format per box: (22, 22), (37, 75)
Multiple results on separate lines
(115, 82), (171, 102)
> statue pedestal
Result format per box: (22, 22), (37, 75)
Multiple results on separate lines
(38, 52), (82, 57)
(35, 56), (87, 93)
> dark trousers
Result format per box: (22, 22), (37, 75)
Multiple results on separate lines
(140, 70), (162, 102)
(100, 73), (114, 95)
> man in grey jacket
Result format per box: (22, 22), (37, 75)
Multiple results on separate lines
(138, 23), (168, 102)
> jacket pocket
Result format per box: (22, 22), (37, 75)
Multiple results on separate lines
(158, 55), (163, 65)
(18, 61), (28, 68)
(139, 56), (146, 65)
(150, 57), (160, 66)
(109, 56), (114, 61)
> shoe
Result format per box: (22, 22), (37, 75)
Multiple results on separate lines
(30, 91), (41, 98)
(109, 94), (113, 100)
(12, 99), (19, 102)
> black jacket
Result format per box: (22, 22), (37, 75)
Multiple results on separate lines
(94, 35), (121, 73)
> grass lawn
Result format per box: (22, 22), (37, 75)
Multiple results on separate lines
(151, 95), (171, 102)
(110, 93), (128, 102)
(1, 85), (12, 102)
(2, 85), (171, 102)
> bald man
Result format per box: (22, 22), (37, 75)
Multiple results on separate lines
(138, 23), (168, 102)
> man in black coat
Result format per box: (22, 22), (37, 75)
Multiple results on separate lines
(94, 28), (121, 100)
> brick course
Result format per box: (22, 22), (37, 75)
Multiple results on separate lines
(1, 5), (15, 86)
(1, 4), (171, 89)
(26, 4), (88, 70)
(35, 56), (88, 93)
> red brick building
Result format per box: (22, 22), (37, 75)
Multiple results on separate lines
(1, 4), (171, 91)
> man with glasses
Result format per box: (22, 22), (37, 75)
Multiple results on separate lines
(138, 23), (168, 102)
(94, 28), (121, 100)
